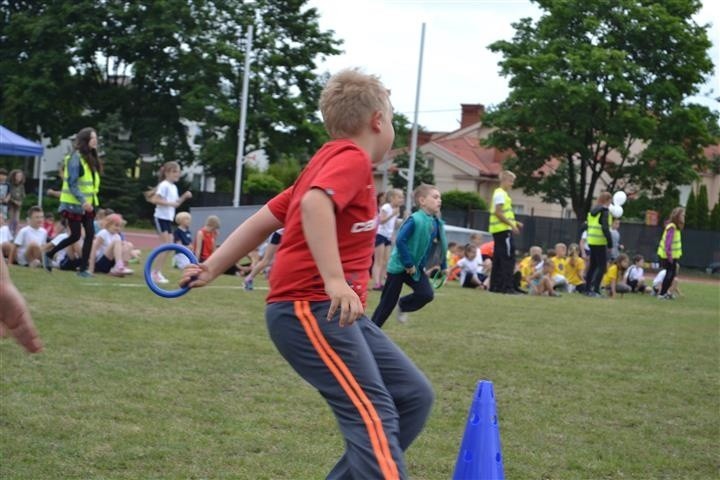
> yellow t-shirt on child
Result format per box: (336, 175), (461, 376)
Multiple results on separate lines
(519, 255), (534, 288)
(552, 256), (568, 277)
(601, 264), (621, 287)
(564, 257), (586, 286)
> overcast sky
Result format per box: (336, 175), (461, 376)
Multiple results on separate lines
(308, 0), (720, 132)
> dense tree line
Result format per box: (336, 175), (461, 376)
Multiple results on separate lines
(483, 0), (719, 220)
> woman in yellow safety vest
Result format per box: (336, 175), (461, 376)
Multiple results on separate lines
(584, 191), (613, 297)
(43, 127), (102, 277)
(656, 207), (684, 299)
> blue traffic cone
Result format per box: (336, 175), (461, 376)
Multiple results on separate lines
(452, 380), (504, 480)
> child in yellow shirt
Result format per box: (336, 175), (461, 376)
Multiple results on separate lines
(601, 253), (631, 298)
(565, 243), (586, 293)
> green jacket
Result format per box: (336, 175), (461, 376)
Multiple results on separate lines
(387, 209), (447, 281)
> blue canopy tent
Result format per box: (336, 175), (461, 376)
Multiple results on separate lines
(0, 125), (46, 206)
(0, 125), (43, 157)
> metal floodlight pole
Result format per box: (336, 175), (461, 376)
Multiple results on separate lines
(233, 25), (253, 207)
(36, 125), (44, 208)
(405, 22), (426, 215)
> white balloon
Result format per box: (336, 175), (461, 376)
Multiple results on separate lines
(613, 191), (627, 207)
(609, 204), (623, 218)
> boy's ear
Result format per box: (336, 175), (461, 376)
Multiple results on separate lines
(370, 111), (383, 133)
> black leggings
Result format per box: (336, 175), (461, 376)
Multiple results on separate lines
(660, 259), (678, 296)
(47, 214), (95, 271)
(585, 245), (608, 294)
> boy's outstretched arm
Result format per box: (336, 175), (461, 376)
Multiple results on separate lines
(181, 205), (282, 288)
(301, 188), (363, 327)
(0, 252), (42, 353)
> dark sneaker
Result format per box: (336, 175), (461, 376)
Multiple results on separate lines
(76, 270), (94, 278)
(42, 252), (53, 272)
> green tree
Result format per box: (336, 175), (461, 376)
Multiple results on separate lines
(441, 190), (487, 211)
(243, 172), (284, 196)
(96, 113), (144, 222)
(389, 152), (434, 192)
(623, 189), (678, 222)
(483, 0), (719, 220)
(267, 156), (302, 188)
(709, 194), (720, 231)
(695, 184), (710, 229)
(1, 1), (341, 174)
(684, 188), (698, 229)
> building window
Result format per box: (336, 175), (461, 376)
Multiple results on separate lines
(513, 204), (524, 214)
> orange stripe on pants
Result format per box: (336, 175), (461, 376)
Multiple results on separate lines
(294, 301), (399, 480)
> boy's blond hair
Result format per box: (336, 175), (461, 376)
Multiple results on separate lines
(500, 170), (516, 182)
(385, 188), (403, 202)
(175, 211), (191, 224)
(413, 183), (439, 205)
(320, 68), (390, 138)
(205, 215), (220, 229)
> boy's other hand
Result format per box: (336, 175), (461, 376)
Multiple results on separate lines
(325, 279), (364, 327)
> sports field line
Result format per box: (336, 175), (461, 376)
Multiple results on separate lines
(85, 282), (269, 291)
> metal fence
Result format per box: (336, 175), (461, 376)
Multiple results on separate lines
(446, 208), (720, 270)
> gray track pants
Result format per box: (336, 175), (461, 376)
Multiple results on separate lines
(266, 300), (434, 480)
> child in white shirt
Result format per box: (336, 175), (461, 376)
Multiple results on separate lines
(11, 206), (47, 267)
(0, 212), (13, 259)
(625, 254), (647, 293)
(89, 214), (134, 276)
(372, 188), (404, 290)
(456, 244), (488, 289)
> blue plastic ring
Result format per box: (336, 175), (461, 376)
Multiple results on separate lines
(144, 244), (198, 298)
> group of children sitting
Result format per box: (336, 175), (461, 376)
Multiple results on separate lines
(0, 207), (140, 276)
(170, 211), (261, 279)
(446, 240), (678, 298)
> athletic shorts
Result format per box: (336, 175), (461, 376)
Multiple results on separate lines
(154, 217), (173, 234)
(375, 234), (392, 247)
(94, 255), (115, 273)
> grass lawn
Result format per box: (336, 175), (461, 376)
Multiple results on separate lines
(1, 265), (718, 479)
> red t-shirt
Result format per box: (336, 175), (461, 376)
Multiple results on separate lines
(266, 139), (377, 306)
(197, 227), (217, 262)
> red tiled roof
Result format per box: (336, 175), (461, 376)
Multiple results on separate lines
(704, 144), (720, 158)
(433, 135), (512, 177)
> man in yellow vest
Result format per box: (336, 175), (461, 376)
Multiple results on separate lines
(585, 191), (613, 297)
(656, 207), (684, 299)
(489, 170), (523, 294)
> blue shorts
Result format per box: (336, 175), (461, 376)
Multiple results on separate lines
(59, 257), (81, 271)
(94, 255), (115, 273)
(375, 234), (392, 247)
(154, 217), (173, 234)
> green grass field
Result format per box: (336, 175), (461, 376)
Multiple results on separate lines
(1, 266), (718, 479)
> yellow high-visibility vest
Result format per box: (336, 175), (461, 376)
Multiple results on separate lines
(489, 188), (515, 234)
(656, 222), (682, 259)
(59, 154), (100, 206)
(586, 210), (611, 246)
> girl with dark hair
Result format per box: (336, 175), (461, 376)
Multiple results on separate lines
(43, 127), (102, 277)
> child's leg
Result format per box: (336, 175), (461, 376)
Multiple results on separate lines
(397, 273), (434, 313)
(371, 243), (385, 287)
(267, 301), (410, 480)
(79, 213), (95, 272)
(25, 243), (41, 265)
(152, 231), (173, 272)
(328, 318), (434, 479)
(371, 273), (406, 328)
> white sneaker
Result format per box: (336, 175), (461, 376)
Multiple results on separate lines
(397, 308), (409, 324)
(153, 271), (169, 284)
